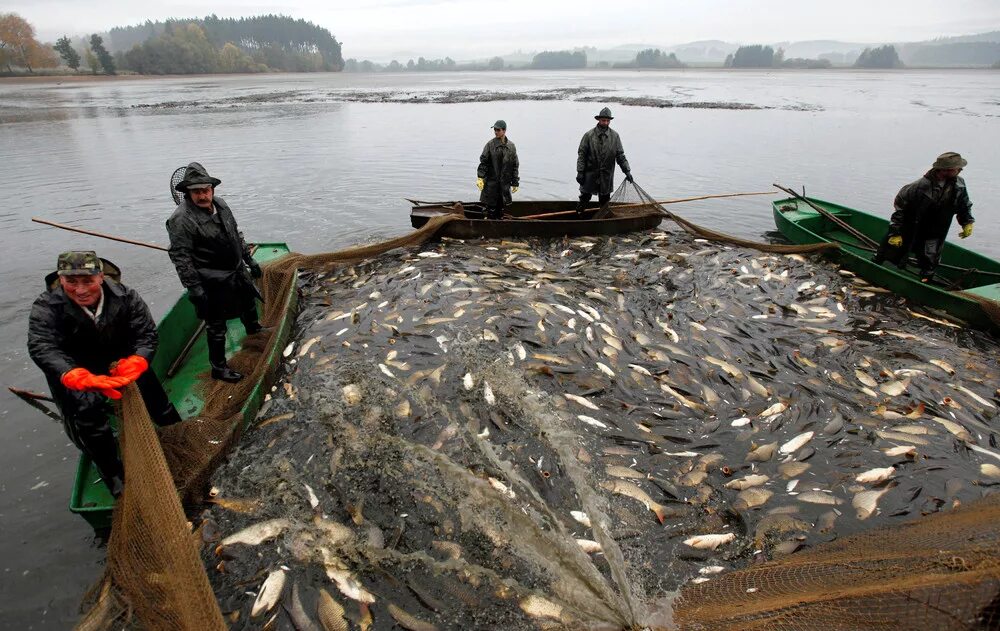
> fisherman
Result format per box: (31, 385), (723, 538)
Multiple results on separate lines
(166, 162), (266, 383)
(27, 251), (182, 497)
(576, 107), (633, 214)
(873, 152), (974, 282)
(476, 119), (520, 220)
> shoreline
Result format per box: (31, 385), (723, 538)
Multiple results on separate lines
(1, 65), (995, 85)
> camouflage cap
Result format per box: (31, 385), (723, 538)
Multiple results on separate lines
(492, 119), (507, 130)
(56, 251), (103, 276)
(931, 152), (967, 170)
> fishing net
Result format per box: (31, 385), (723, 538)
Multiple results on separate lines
(607, 180), (840, 254)
(673, 492), (1000, 630)
(76, 212), (462, 630)
(73, 192), (1000, 631)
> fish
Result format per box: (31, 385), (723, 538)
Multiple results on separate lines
(981, 463), (1000, 479)
(724, 474), (769, 490)
(386, 604), (438, 631)
(564, 393), (599, 410)
(928, 359), (955, 375)
(520, 595), (563, 620)
(321, 550), (376, 603)
(779, 431), (814, 455)
(577, 415), (607, 429)
(731, 417), (752, 428)
(951, 384), (996, 409)
(462, 373), (474, 390)
(220, 518), (291, 547)
(576, 539), (602, 553)
(606, 465), (645, 480)
(746, 442), (778, 463)
(596, 362), (616, 378)
(251, 569), (286, 617)
(298, 336), (322, 357)
(600, 479), (669, 524)
(882, 445), (917, 458)
(853, 484), (895, 520)
(285, 581), (322, 631)
(759, 401), (787, 418)
(929, 417), (972, 442)
(342, 384), (363, 406)
(483, 381), (496, 406)
(855, 466), (895, 484)
(698, 566), (726, 575)
(855, 370), (878, 388)
(879, 379), (909, 396)
(796, 491), (843, 506)
(777, 462), (811, 478)
(683, 533), (735, 550)
(734, 487), (773, 510)
(570, 510), (591, 527)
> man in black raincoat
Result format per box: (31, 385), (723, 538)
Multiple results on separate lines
(27, 251), (182, 496)
(166, 163), (265, 383)
(477, 119), (520, 219)
(873, 152), (975, 282)
(576, 107), (633, 213)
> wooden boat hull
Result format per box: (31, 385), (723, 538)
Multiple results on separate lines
(773, 197), (1000, 331)
(410, 200), (662, 239)
(69, 244), (298, 529)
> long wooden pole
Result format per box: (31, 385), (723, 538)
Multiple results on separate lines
(31, 217), (168, 252)
(517, 191), (777, 220)
(773, 184), (880, 250)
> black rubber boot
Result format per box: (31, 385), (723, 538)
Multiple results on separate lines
(207, 324), (243, 383)
(88, 436), (125, 498)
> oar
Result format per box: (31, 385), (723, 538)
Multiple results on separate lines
(773, 184), (880, 250)
(8, 386), (62, 422)
(518, 191), (777, 220)
(31, 217), (168, 252)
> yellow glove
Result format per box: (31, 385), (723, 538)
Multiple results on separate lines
(960, 223), (973, 239)
(511, 186), (519, 194)
(476, 178), (484, 191)
(888, 235), (903, 247)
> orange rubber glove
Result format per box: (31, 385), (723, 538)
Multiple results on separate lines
(61, 368), (129, 400)
(111, 355), (149, 382)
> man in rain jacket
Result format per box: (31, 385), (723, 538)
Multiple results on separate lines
(874, 152), (975, 282)
(477, 119), (520, 219)
(576, 107), (633, 213)
(166, 163), (265, 383)
(27, 251), (182, 496)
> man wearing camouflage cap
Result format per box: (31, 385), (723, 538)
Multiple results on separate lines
(476, 119), (520, 220)
(166, 162), (265, 383)
(27, 251), (182, 497)
(576, 107), (633, 214)
(874, 152), (975, 282)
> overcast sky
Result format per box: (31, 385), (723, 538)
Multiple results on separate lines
(12, 0), (1000, 61)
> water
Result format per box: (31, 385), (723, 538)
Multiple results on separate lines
(0, 69), (998, 629)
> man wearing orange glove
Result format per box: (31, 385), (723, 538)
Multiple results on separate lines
(27, 251), (182, 497)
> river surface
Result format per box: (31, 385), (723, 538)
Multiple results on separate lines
(0, 69), (998, 629)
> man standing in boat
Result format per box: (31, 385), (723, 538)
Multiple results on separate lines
(166, 162), (266, 383)
(477, 120), (519, 219)
(27, 251), (183, 497)
(576, 107), (633, 214)
(874, 152), (974, 282)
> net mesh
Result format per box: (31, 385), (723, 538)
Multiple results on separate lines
(607, 180), (840, 254)
(673, 492), (1000, 630)
(73, 201), (1000, 631)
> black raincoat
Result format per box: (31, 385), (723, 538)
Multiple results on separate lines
(876, 172), (974, 273)
(477, 137), (519, 209)
(577, 125), (630, 196)
(166, 194), (257, 321)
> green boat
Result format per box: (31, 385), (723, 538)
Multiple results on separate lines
(69, 243), (298, 529)
(773, 196), (1000, 331)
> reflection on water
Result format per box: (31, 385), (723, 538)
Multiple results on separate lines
(0, 70), (997, 629)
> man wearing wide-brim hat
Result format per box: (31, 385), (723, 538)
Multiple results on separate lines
(27, 251), (183, 497)
(874, 152), (975, 282)
(476, 119), (520, 219)
(166, 162), (266, 383)
(576, 106), (633, 214)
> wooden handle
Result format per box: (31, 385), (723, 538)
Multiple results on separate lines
(31, 217), (168, 252)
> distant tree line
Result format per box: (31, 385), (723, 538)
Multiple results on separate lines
(344, 56), (475, 72)
(112, 14), (342, 74)
(854, 45), (903, 68)
(614, 48), (685, 69)
(531, 50), (587, 69)
(906, 42), (1000, 66)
